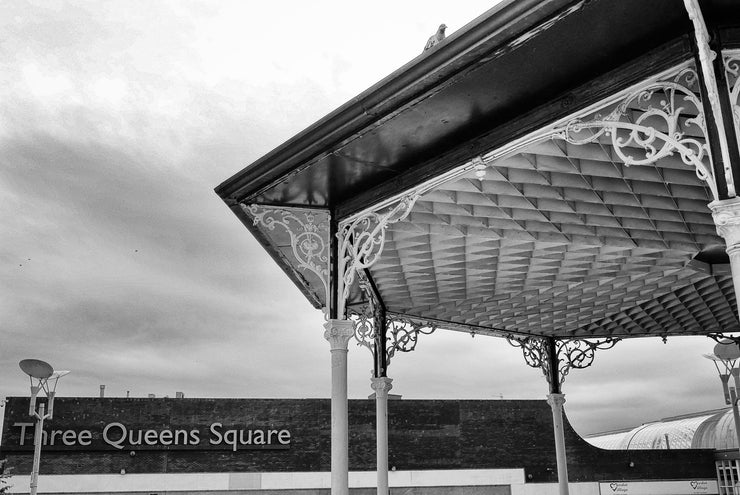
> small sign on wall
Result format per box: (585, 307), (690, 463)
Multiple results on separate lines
(599, 480), (718, 495)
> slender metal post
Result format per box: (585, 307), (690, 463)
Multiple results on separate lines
(545, 338), (569, 495)
(372, 377), (392, 495)
(372, 302), (390, 495)
(732, 371), (740, 457)
(28, 386), (39, 417)
(729, 388), (740, 457)
(547, 393), (569, 495)
(30, 402), (45, 495)
(19, 360), (68, 495)
(324, 319), (354, 495)
(722, 374), (733, 404)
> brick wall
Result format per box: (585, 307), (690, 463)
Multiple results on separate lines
(0, 398), (715, 481)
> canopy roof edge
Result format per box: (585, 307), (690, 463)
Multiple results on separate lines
(214, 0), (580, 205)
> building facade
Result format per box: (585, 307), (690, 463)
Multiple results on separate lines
(0, 397), (717, 495)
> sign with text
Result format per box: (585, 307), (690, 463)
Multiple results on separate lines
(599, 480), (718, 495)
(9, 421), (291, 452)
(1, 398), (297, 452)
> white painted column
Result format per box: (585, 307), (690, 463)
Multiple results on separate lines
(711, 199), (740, 458)
(371, 376), (393, 495)
(547, 393), (569, 495)
(324, 319), (355, 495)
(711, 198), (740, 302)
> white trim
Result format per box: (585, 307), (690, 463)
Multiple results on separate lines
(7, 468), (525, 493)
(512, 482), (600, 495)
(598, 480), (718, 495)
(6, 473), (716, 495)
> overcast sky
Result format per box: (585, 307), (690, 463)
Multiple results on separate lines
(0, 0), (726, 441)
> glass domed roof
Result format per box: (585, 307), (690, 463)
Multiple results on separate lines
(585, 408), (734, 450)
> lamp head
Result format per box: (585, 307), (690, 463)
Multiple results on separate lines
(19, 359), (53, 379)
(714, 340), (740, 361)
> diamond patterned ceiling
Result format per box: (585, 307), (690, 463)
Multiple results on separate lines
(369, 137), (739, 338)
(236, 60), (740, 340)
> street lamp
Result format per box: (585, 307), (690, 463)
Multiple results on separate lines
(18, 359), (70, 495)
(703, 340), (740, 453)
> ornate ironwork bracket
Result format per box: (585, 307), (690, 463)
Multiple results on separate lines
(349, 271), (388, 377)
(386, 315), (436, 365)
(350, 305), (435, 376)
(553, 65), (720, 200)
(708, 333), (740, 346)
(336, 194), (419, 317)
(684, 0), (735, 197)
(507, 336), (619, 392)
(244, 205), (330, 312)
(724, 51), (740, 159)
(349, 272), (379, 364)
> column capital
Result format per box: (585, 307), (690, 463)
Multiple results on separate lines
(547, 393), (566, 409)
(710, 198), (740, 247)
(371, 376), (393, 397)
(323, 319), (355, 351)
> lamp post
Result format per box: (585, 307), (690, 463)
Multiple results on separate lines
(703, 340), (740, 454)
(19, 359), (70, 495)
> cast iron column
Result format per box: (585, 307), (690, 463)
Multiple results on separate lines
(371, 376), (392, 495)
(547, 393), (569, 495)
(711, 199), (740, 308)
(373, 303), (390, 495)
(546, 338), (569, 495)
(324, 319), (355, 495)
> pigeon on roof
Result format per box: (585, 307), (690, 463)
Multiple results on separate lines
(424, 24), (447, 51)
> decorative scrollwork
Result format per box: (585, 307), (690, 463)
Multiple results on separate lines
(336, 194), (419, 317)
(348, 303), (376, 355)
(707, 333), (740, 346)
(386, 316), (436, 365)
(348, 270), (381, 356)
(724, 51), (740, 159)
(348, 309), (436, 372)
(245, 205), (330, 310)
(683, 0), (735, 197)
(557, 338), (618, 383)
(507, 336), (553, 386)
(554, 66), (718, 199)
(508, 336), (619, 388)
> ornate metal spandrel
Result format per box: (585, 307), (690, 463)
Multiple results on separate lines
(708, 332), (740, 347)
(348, 303), (376, 355)
(508, 335), (619, 387)
(553, 65), (719, 200)
(507, 336), (553, 385)
(683, 0), (735, 197)
(386, 316), (436, 365)
(348, 270), (382, 353)
(244, 204), (330, 310)
(336, 194), (419, 317)
(555, 338), (619, 385)
(724, 51), (740, 159)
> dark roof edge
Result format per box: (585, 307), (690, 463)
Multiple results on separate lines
(214, 0), (578, 203)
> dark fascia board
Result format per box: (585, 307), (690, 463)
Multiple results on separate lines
(337, 35), (693, 219)
(214, 0), (577, 204)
